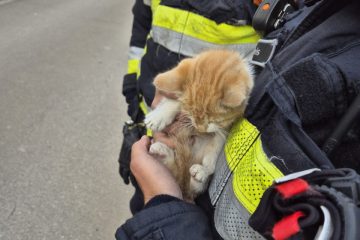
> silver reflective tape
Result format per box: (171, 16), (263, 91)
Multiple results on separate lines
(151, 26), (256, 58)
(275, 168), (321, 183)
(209, 146), (264, 239)
(128, 46), (144, 60)
(209, 150), (232, 206)
(143, 0), (151, 6)
(213, 176), (265, 240)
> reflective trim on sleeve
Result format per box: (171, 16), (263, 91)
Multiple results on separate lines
(152, 26), (257, 57)
(225, 119), (284, 214)
(127, 47), (144, 74)
(128, 46), (144, 60)
(151, 5), (260, 56)
(127, 59), (140, 74)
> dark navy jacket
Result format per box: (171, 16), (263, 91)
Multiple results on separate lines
(116, 0), (360, 239)
(248, 0), (360, 172)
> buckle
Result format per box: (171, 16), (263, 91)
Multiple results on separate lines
(250, 38), (278, 67)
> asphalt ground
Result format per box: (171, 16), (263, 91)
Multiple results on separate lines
(0, 0), (134, 239)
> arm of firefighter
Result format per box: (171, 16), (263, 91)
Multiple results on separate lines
(122, 0), (152, 105)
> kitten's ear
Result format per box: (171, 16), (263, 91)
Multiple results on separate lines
(153, 58), (192, 96)
(222, 64), (254, 108)
(222, 83), (248, 108)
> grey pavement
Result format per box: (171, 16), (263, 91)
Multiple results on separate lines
(0, 0), (134, 239)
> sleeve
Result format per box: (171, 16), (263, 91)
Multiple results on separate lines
(115, 200), (214, 240)
(185, 0), (257, 24)
(122, 0), (152, 109)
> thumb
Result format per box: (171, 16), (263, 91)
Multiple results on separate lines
(137, 135), (151, 150)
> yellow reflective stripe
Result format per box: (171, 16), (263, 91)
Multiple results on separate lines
(139, 102), (151, 136)
(151, 0), (161, 14)
(127, 46), (144, 74)
(139, 100), (148, 114)
(152, 5), (260, 45)
(225, 119), (284, 214)
(139, 100), (153, 136)
(136, 43), (149, 116)
(146, 128), (152, 137)
(127, 59), (140, 74)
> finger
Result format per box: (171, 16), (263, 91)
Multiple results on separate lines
(152, 132), (175, 149)
(133, 154), (182, 203)
(133, 135), (150, 151)
(139, 135), (151, 147)
(130, 136), (182, 203)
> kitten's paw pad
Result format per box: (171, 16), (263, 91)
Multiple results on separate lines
(189, 164), (209, 183)
(149, 142), (172, 157)
(190, 175), (207, 195)
(145, 111), (172, 131)
(149, 142), (174, 165)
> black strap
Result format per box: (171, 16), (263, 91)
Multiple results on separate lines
(322, 94), (360, 156)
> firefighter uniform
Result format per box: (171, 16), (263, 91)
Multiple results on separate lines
(117, 0), (360, 239)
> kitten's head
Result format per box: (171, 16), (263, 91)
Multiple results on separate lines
(154, 49), (254, 133)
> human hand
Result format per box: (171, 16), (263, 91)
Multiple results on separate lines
(130, 136), (183, 204)
(152, 131), (175, 149)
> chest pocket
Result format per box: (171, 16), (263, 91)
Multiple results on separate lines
(280, 53), (347, 126)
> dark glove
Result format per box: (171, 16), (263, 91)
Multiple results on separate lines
(118, 121), (146, 184)
(249, 168), (360, 240)
(122, 73), (141, 121)
(122, 73), (137, 104)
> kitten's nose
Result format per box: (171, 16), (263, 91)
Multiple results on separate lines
(197, 124), (207, 133)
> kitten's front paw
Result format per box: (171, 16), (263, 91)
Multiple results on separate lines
(189, 164), (209, 194)
(145, 98), (180, 131)
(149, 142), (175, 166)
(145, 110), (172, 131)
(189, 164), (209, 183)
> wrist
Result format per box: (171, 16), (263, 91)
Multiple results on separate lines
(144, 194), (182, 209)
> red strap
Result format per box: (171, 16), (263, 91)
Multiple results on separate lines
(272, 211), (305, 240)
(276, 178), (309, 199)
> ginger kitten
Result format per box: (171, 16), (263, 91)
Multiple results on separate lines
(145, 49), (254, 200)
